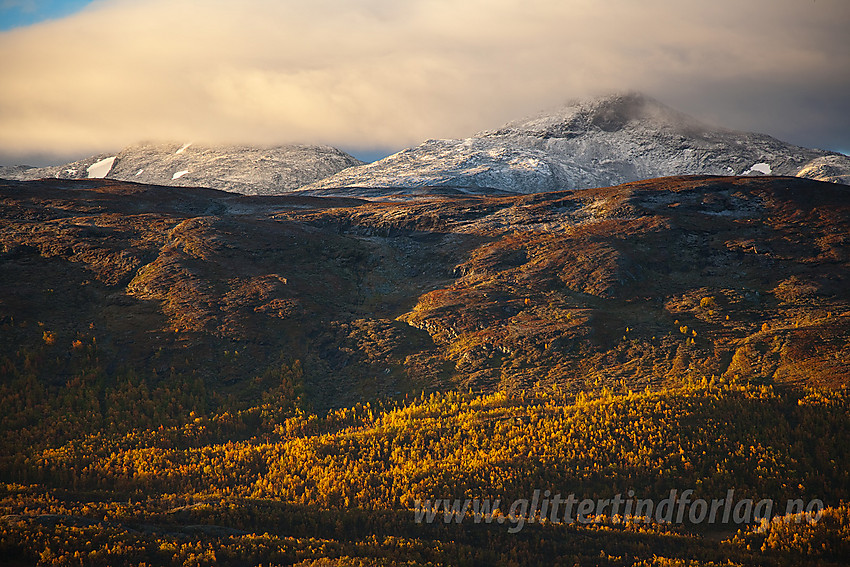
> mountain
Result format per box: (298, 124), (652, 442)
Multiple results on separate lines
(299, 92), (850, 195)
(0, 142), (363, 195)
(6, 94), (847, 199)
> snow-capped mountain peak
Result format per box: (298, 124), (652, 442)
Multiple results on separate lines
(299, 93), (850, 195)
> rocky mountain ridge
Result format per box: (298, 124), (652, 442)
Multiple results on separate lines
(299, 93), (850, 195)
(3, 93), (849, 197)
(0, 142), (363, 195)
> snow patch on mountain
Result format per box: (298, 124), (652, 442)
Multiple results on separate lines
(744, 162), (772, 175)
(87, 156), (116, 178)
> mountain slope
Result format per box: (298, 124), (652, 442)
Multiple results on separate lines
(1, 175), (848, 412)
(300, 93), (850, 195)
(0, 142), (363, 195)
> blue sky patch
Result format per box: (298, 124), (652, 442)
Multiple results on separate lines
(0, 0), (94, 31)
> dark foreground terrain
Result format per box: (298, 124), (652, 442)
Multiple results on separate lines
(0, 175), (848, 565)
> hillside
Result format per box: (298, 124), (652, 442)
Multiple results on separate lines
(1, 174), (849, 565)
(0, 142), (363, 195)
(3, 383), (850, 566)
(1, 174), (848, 406)
(300, 93), (850, 195)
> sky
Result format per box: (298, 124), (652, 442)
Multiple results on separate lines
(1, 0), (849, 165)
(0, 0), (91, 30)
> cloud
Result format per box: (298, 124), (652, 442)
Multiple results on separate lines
(1, 0), (848, 163)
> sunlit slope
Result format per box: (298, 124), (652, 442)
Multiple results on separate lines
(1, 175), (848, 417)
(2, 382), (849, 565)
